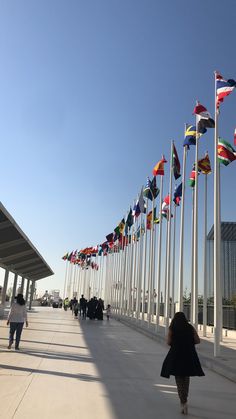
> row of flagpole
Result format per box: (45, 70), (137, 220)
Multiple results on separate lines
(62, 71), (236, 357)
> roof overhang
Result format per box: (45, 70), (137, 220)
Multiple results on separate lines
(0, 202), (54, 281)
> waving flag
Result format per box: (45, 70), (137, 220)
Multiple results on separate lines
(198, 153), (211, 174)
(183, 124), (196, 147)
(172, 144), (181, 179)
(218, 138), (236, 166)
(193, 103), (215, 134)
(153, 155), (167, 176)
(216, 72), (236, 109)
(173, 183), (182, 206)
(189, 165), (199, 188)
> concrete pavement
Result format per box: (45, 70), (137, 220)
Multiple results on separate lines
(0, 307), (235, 419)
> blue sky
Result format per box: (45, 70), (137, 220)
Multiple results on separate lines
(0, 0), (236, 295)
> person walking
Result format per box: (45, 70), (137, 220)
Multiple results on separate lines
(106, 304), (111, 320)
(160, 312), (204, 415)
(7, 293), (28, 350)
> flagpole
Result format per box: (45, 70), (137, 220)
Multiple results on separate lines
(214, 71), (222, 356)
(178, 140), (187, 311)
(164, 140), (173, 334)
(203, 171), (208, 336)
(147, 196), (155, 327)
(190, 185), (195, 322)
(142, 199), (149, 322)
(156, 175), (163, 328)
(63, 259), (69, 299)
(193, 108), (199, 329)
(171, 203), (176, 319)
(136, 214), (143, 321)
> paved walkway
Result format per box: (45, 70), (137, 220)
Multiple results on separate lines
(0, 308), (235, 419)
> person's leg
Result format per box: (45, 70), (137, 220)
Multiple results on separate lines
(15, 323), (24, 349)
(8, 323), (17, 348)
(175, 376), (190, 413)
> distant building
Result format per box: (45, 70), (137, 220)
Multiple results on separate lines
(207, 222), (236, 301)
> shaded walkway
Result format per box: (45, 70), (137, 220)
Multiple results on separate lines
(0, 308), (235, 418)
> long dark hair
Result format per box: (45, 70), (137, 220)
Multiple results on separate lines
(169, 311), (189, 331)
(16, 293), (26, 306)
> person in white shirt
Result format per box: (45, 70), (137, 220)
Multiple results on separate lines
(7, 293), (28, 350)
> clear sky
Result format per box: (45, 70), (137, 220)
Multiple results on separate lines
(0, 0), (236, 296)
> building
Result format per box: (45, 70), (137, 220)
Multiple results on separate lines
(207, 222), (236, 302)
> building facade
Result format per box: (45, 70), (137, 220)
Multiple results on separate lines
(207, 222), (236, 302)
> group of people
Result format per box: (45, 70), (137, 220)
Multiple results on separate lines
(5, 292), (203, 415)
(64, 295), (111, 321)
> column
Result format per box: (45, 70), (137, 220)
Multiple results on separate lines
(25, 279), (30, 304)
(1, 269), (9, 306)
(11, 273), (18, 305)
(29, 280), (35, 310)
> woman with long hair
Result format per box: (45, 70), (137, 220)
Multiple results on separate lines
(161, 312), (204, 415)
(7, 293), (28, 350)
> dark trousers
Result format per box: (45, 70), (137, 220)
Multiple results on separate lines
(175, 376), (190, 404)
(9, 322), (24, 348)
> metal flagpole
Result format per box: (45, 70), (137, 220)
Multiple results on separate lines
(147, 197), (154, 327)
(136, 214), (143, 321)
(156, 175), (163, 328)
(142, 199), (149, 322)
(190, 188), (195, 323)
(171, 203), (176, 319)
(63, 260), (69, 299)
(193, 108), (200, 329)
(164, 141), (173, 334)
(178, 141), (187, 311)
(203, 172), (208, 336)
(214, 72), (222, 356)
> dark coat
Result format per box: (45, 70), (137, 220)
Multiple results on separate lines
(161, 324), (205, 378)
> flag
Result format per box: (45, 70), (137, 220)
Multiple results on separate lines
(143, 177), (153, 200)
(218, 138), (236, 166)
(118, 218), (125, 235)
(152, 155), (167, 176)
(62, 252), (69, 260)
(172, 144), (181, 179)
(138, 188), (146, 213)
(234, 129), (236, 146)
(125, 208), (133, 234)
(189, 165), (199, 187)
(132, 199), (141, 218)
(193, 103), (215, 134)
(106, 233), (114, 243)
(198, 153), (211, 174)
(151, 176), (160, 199)
(146, 208), (158, 230)
(216, 72), (236, 109)
(173, 183), (182, 206)
(183, 124), (196, 147)
(164, 194), (170, 205)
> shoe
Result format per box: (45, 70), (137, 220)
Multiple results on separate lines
(183, 403), (188, 415)
(15, 347), (19, 350)
(7, 344), (12, 350)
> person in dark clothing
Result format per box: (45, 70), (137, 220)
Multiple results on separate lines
(95, 298), (104, 320)
(79, 295), (87, 318)
(87, 298), (96, 319)
(71, 297), (78, 316)
(161, 312), (204, 415)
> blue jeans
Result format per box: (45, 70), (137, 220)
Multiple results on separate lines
(9, 322), (24, 348)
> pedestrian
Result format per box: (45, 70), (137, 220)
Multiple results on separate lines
(106, 304), (111, 320)
(79, 294), (87, 318)
(160, 312), (204, 415)
(7, 293), (28, 350)
(63, 297), (69, 311)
